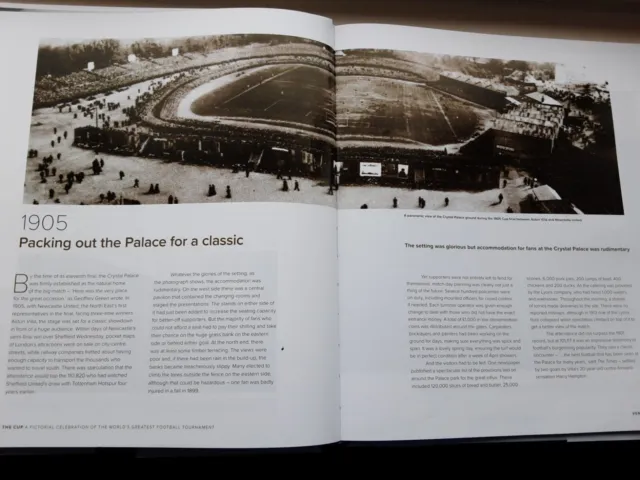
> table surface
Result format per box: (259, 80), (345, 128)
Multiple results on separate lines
(1, 0), (640, 458)
(4, 0), (640, 43)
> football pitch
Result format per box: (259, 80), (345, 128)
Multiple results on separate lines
(337, 75), (483, 146)
(190, 64), (335, 131)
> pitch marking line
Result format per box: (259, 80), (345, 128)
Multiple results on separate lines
(264, 99), (282, 112)
(430, 90), (457, 139)
(403, 84), (412, 138)
(221, 66), (300, 106)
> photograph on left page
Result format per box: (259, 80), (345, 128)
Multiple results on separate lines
(24, 34), (337, 206)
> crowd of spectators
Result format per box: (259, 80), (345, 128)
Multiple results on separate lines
(132, 55), (332, 134)
(541, 83), (614, 150)
(33, 42), (334, 108)
(336, 65), (425, 84)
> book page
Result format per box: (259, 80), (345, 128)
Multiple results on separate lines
(335, 24), (640, 441)
(0, 2), (179, 12)
(0, 8), (339, 448)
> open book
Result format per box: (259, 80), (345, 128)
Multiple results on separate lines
(0, 8), (639, 448)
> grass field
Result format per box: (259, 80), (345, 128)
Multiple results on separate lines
(189, 65), (335, 131)
(337, 75), (487, 146)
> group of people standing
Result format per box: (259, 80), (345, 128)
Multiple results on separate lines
(207, 184), (232, 199)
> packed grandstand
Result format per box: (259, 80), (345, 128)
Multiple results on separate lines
(33, 38), (334, 108)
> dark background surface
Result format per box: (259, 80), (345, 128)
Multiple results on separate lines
(2, 437), (640, 461)
(4, 0), (640, 42)
(2, 0), (640, 460)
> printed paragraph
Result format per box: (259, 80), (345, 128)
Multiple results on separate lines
(528, 275), (638, 380)
(6, 272), (139, 395)
(407, 275), (521, 390)
(148, 266), (277, 393)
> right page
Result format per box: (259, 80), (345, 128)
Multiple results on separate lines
(335, 23), (640, 441)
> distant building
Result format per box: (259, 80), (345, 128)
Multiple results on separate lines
(503, 70), (537, 93)
(492, 92), (565, 159)
(521, 185), (582, 214)
(523, 91), (564, 108)
(565, 110), (587, 127)
(73, 125), (104, 145)
(340, 154), (500, 191)
(412, 161), (500, 190)
(505, 97), (522, 107)
(73, 126), (326, 176)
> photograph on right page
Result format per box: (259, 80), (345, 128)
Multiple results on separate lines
(335, 49), (622, 215)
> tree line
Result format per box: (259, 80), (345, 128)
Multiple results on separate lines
(36, 34), (317, 78)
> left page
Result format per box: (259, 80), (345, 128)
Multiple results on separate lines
(0, 8), (339, 449)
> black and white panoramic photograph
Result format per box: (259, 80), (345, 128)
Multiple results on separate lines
(335, 49), (623, 214)
(25, 34), (336, 206)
